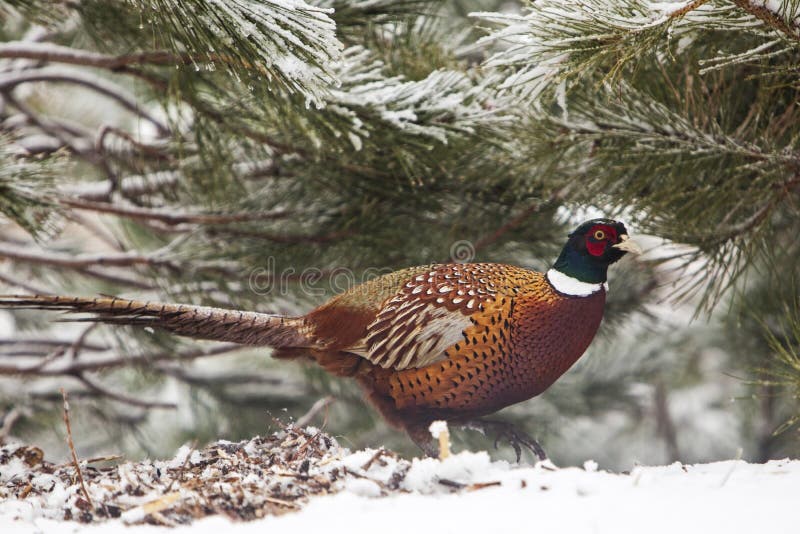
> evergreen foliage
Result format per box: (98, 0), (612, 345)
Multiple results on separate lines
(0, 0), (798, 466)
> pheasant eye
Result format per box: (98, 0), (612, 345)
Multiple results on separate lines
(593, 229), (606, 240)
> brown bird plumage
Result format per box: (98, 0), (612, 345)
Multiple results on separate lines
(0, 218), (641, 458)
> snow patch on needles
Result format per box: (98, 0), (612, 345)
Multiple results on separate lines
(754, 0), (800, 22)
(471, 0), (776, 105)
(329, 47), (505, 148)
(211, 0), (341, 102)
(145, 0), (342, 106)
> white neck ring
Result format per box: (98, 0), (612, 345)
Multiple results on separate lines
(546, 268), (608, 297)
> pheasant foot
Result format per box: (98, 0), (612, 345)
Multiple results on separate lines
(459, 418), (547, 463)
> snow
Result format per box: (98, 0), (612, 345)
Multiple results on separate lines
(755, 0), (800, 22)
(341, 477), (382, 498)
(472, 0), (780, 104)
(428, 420), (448, 438)
(2, 430), (799, 534)
(329, 47), (504, 146)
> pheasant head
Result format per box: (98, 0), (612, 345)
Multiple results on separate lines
(548, 218), (641, 295)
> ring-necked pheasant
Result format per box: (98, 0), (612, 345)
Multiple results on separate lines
(0, 218), (640, 459)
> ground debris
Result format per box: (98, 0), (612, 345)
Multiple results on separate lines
(0, 424), (412, 526)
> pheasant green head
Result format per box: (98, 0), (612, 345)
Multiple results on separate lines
(550, 218), (641, 291)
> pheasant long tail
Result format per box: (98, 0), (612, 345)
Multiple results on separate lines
(0, 295), (313, 348)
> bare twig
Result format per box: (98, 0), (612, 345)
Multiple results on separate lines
(0, 271), (52, 294)
(0, 42), (184, 70)
(0, 407), (22, 442)
(155, 364), (290, 388)
(295, 395), (335, 428)
(2, 90), (91, 156)
(95, 125), (173, 160)
(121, 492), (183, 524)
(85, 453), (124, 464)
(60, 388), (94, 509)
(0, 337), (108, 352)
(74, 266), (155, 290)
(61, 171), (182, 202)
(0, 344), (241, 376)
(55, 454), (124, 469)
(0, 242), (178, 269)
(0, 67), (169, 136)
(74, 373), (177, 410)
(68, 324), (99, 361)
(437, 478), (465, 489)
(205, 227), (353, 244)
(262, 496), (299, 508)
(59, 159), (280, 203)
(62, 210), (128, 252)
(0, 42), (286, 75)
(59, 197), (294, 226)
(28, 347), (67, 372)
(165, 440), (197, 492)
(654, 381), (680, 462)
(361, 448), (388, 471)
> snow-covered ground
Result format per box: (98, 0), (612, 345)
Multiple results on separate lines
(1, 425), (798, 534)
(254, 456), (800, 534)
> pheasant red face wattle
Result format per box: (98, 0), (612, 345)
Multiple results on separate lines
(585, 224), (618, 256)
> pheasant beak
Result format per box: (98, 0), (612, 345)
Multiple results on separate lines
(613, 234), (642, 255)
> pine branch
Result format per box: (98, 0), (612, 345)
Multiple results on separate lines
(757, 299), (800, 434)
(320, 0), (434, 29)
(328, 46), (506, 149)
(5, 0), (349, 113)
(472, 0), (711, 103)
(731, 0), (800, 41)
(83, 0), (343, 105)
(0, 134), (63, 239)
(522, 77), (800, 307)
(473, 0), (799, 104)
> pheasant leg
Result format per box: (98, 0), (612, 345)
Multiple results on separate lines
(405, 423), (440, 458)
(459, 418), (548, 462)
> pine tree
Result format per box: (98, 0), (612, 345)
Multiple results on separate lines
(0, 0), (797, 467)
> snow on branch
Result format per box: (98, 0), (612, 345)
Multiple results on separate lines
(732, 0), (800, 39)
(537, 81), (798, 216)
(328, 47), (504, 149)
(472, 0), (800, 105)
(317, 0), (433, 28)
(131, 0), (343, 106)
(526, 81), (800, 308)
(472, 0), (688, 104)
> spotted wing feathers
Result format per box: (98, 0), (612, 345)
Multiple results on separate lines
(350, 264), (522, 370)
